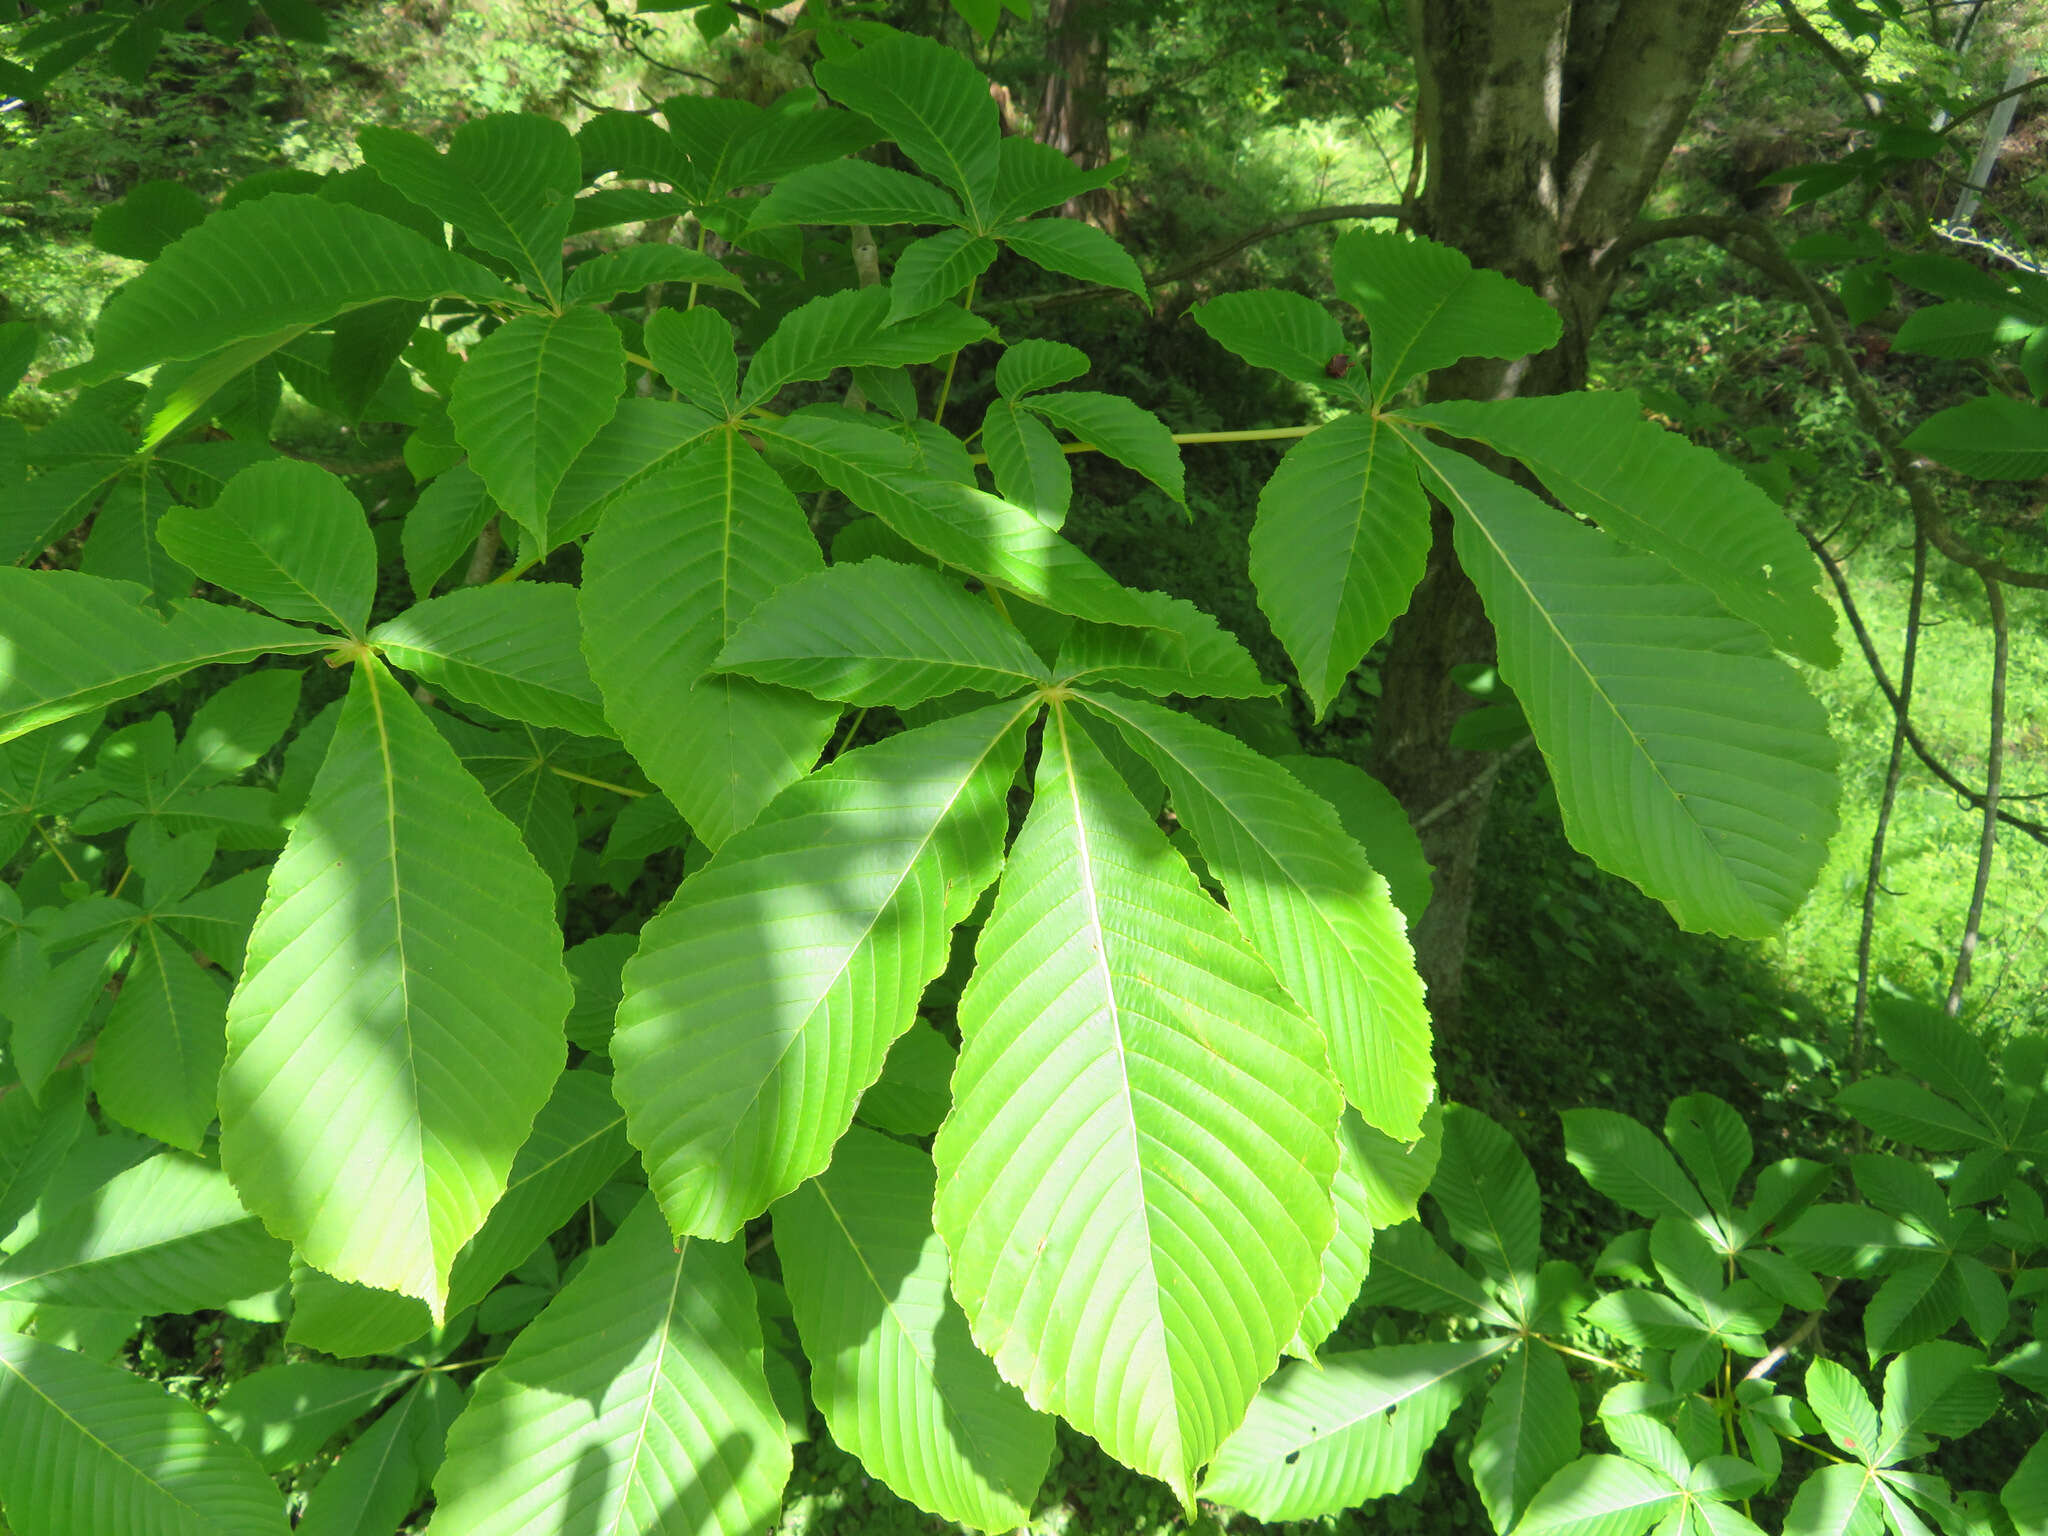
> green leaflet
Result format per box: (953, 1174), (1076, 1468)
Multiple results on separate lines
(991, 137), (1126, 222)
(292, 1375), (458, 1536)
(740, 286), (989, 409)
(372, 583), (613, 738)
(546, 396), (721, 550)
(1081, 691), (1430, 1139)
(1022, 389), (1185, 503)
(1473, 1341), (1582, 1533)
(1199, 1339), (1506, 1520)
(1289, 1109), (1405, 1357)
(814, 30), (1000, 227)
(49, 193), (504, 389)
(92, 922), (227, 1151)
(0, 1151), (290, 1313)
(892, 230), (1000, 319)
(933, 704), (1342, 1503)
(1406, 391), (1838, 666)
(401, 463), (495, 600)
(1251, 413), (1432, 717)
(766, 413), (1171, 634)
(615, 699), (1032, 1240)
(1902, 393), (2048, 479)
(997, 217), (1148, 299)
(578, 434), (838, 847)
(774, 1128), (1054, 1532)
(750, 159), (968, 229)
(981, 397), (1072, 525)
(562, 244), (748, 305)
(645, 306), (738, 417)
(447, 307), (626, 549)
(209, 1362), (415, 1473)
(995, 338), (1090, 398)
(1330, 228), (1561, 402)
(1412, 436), (1838, 939)
(1516, 1454), (1685, 1536)
(286, 1067), (631, 1358)
(1431, 1104), (1544, 1295)
(1052, 590), (1275, 699)
(0, 570), (328, 746)
(715, 559), (1052, 705)
(1193, 290), (1352, 387)
(218, 659), (571, 1315)
(0, 1330), (290, 1536)
(0, 1069), (87, 1239)
(1276, 754), (1433, 924)
(358, 115), (580, 299)
(428, 1196), (790, 1536)
(156, 459), (378, 635)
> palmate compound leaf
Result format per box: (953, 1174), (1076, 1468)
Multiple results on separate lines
(932, 703), (1343, 1503)
(1406, 433), (1838, 939)
(1198, 1339), (1508, 1521)
(715, 558), (1051, 706)
(0, 1330), (289, 1536)
(49, 194), (505, 390)
(773, 1127), (1054, 1531)
(155, 458), (378, 635)
(615, 698), (1033, 1240)
(429, 1194), (791, 1536)
(1250, 412), (1432, 719)
(1080, 691), (1430, 1138)
(1405, 392), (1838, 666)
(219, 658), (571, 1316)
(579, 435), (839, 848)
(0, 1150), (289, 1312)
(371, 582), (614, 738)
(0, 570), (328, 746)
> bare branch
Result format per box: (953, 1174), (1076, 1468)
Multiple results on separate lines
(1624, 213), (2048, 590)
(1802, 528), (2048, 850)
(1946, 571), (2008, 1015)
(1772, 0), (1883, 116)
(1850, 530), (1926, 1078)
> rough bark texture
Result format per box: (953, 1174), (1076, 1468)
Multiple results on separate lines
(1036, 0), (1115, 224)
(1372, 0), (1743, 1038)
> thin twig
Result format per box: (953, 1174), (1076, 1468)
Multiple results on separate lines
(1744, 1278), (1844, 1381)
(1414, 738), (1533, 831)
(1773, 0), (1883, 115)
(463, 519), (503, 586)
(1946, 571), (2007, 1015)
(1802, 528), (2048, 848)
(0, 1039), (94, 1102)
(1849, 531), (1926, 1078)
(1724, 217), (2048, 592)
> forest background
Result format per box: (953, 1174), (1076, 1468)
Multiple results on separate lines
(1, 1), (2046, 1533)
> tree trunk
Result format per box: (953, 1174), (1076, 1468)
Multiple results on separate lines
(1372, 0), (1743, 1038)
(1036, 0), (1114, 225)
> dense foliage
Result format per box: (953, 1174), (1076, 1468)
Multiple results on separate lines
(1, 2), (2045, 1534)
